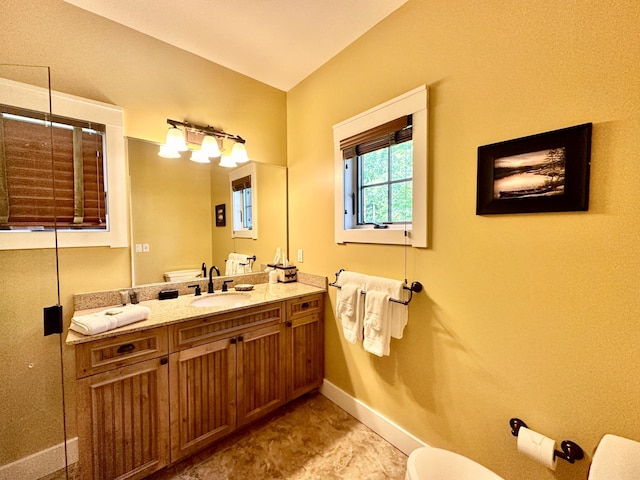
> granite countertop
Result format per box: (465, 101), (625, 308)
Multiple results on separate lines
(66, 281), (326, 346)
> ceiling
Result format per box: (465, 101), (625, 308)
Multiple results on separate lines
(63, 0), (408, 91)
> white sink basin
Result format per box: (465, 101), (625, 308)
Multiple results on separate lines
(191, 293), (251, 307)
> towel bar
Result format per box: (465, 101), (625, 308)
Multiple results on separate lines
(328, 269), (423, 305)
(225, 254), (256, 266)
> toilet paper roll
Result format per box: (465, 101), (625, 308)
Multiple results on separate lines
(517, 427), (557, 471)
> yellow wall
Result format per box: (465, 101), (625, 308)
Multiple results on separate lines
(3, 0), (640, 478)
(129, 138), (213, 285)
(0, 0), (286, 466)
(288, 1), (640, 479)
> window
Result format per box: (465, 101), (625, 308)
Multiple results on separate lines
(0, 77), (126, 249)
(342, 116), (413, 228)
(0, 105), (107, 230)
(231, 175), (252, 231)
(333, 86), (428, 247)
(229, 163), (257, 239)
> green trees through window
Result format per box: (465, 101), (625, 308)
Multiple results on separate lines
(358, 140), (412, 225)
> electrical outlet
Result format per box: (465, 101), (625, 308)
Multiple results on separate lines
(143, 244), (150, 252)
(297, 249), (303, 263)
(135, 244), (142, 253)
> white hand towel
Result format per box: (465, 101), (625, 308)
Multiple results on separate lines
(363, 290), (388, 331)
(362, 275), (407, 356)
(336, 271), (366, 344)
(366, 275), (408, 339)
(337, 284), (358, 318)
(589, 434), (640, 480)
(363, 290), (391, 356)
(70, 304), (151, 336)
(226, 253), (240, 275)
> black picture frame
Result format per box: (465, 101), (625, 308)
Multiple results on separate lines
(215, 204), (226, 227)
(476, 123), (592, 215)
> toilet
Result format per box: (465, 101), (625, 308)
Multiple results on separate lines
(163, 268), (203, 282)
(406, 434), (640, 480)
(405, 447), (504, 480)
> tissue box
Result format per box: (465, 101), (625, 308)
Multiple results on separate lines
(269, 264), (297, 283)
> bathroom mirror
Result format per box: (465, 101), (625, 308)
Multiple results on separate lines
(128, 137), (288, 285)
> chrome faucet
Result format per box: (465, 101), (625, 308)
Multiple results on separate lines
(208, 266), (220, 293)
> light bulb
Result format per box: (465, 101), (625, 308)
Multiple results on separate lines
(200, 135), (221, 157)
(231, 141), (249, 163)
(219, 155), (237, 168)
(190, 149), (211, 163)
(158, 144), (180, 158)
(165, 127), (188, 152)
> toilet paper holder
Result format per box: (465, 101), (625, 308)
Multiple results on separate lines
(509, 418), (584, 464)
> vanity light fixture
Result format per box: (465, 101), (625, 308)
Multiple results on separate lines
(158, 119), (248, 167)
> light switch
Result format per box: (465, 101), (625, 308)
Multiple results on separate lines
(135, 244), (142, 253)
(143, 244), (150, 252)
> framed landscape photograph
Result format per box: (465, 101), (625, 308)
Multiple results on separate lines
(476, 123), (592, 215)
(215, 203), (226, 226)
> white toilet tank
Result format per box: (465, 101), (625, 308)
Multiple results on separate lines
(163, 269), (203, 282)
(406, 447), (504, 480)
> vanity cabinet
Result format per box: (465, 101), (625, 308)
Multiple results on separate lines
(169, 337), (236, 461)
(285, 294), (324, 399)
(73, 292), (324, 479)
(168, 302), (287, 462)
(75, 329), (170, 480)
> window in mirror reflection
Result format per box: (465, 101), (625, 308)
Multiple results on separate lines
(230, 163), (257, 239)
(232, 175), (252, 230)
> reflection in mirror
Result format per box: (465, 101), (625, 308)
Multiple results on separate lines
(128, 138), (288, 286)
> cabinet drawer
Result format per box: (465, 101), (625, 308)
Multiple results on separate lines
(75, 327), (168, 379)
(286, 294), (324, 322)
(170, 302), (284, 352)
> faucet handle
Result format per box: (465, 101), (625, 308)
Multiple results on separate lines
(188, 284), (202, 296)
(222, 280), (234, 292)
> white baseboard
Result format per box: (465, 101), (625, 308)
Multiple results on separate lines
(0, 436), (78, 480)
(319, 379), (429, 455)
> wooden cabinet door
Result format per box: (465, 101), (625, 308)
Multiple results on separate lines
(169, 338), (236, 462)
(76, 357), (169, 480)
(236, 323), (286, 428)
(286, 312), (324, 400)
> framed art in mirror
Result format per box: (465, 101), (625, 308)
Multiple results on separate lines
(215, 204), (226, 227)
(476, 123), (592, 215)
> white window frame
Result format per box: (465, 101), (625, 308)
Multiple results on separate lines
(229, 163), (258, 239)
(0, 77), (127, 250)
(333, 85), (428, 247)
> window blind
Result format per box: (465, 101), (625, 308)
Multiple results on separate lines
(340, 115), (412, 159)
(0, 104), (106, 229)
(231, 175), (251, 192)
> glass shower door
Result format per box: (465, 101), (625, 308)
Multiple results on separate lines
(0, 65), (69, 480)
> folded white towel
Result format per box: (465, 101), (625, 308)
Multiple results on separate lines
(362, 275), (407, 356)
(367, 275), (407, 339)
(336, 271), (366, 344)
(363, 290), (388, 331)
(225, 259), (236, 275)
(70, 305), (151, 336)
(337, 284), (358, 318)
(589, 434), (640, 480)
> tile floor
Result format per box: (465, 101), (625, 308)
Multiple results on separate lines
(45, 392), (407, 480)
